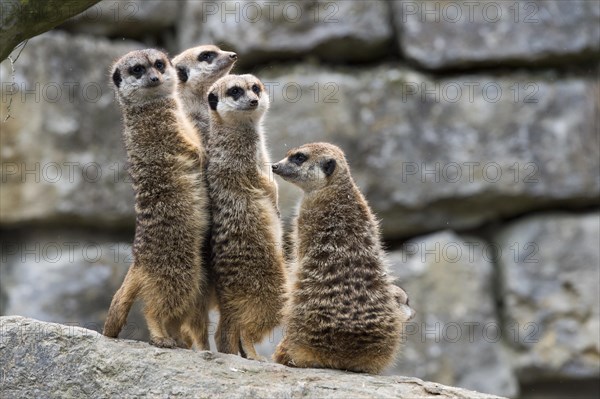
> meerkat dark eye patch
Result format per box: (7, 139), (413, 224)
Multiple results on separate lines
(176, 66), (188, 83)
(290, 153), (308, 166)
(251, 84), (261, 95)
(322, 158), (336, 177)
(198, 51), (217, 63)
(154, 60), (166, 73)
(129, 64), (146, 78)
(112, 68), (122, 88)
(208, 92), (219, 110)
(226, 86), (244, 100)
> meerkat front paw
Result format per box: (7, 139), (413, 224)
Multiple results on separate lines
(392, 285), (416, 322)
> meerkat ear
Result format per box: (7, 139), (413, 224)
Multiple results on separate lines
(322, 158), (336, 177)
(208, 92), (219, 111)
(176, 66), (188, 83)
(112, 68), (122, 88)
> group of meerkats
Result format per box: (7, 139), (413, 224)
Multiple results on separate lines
(102, 45), (415, 374)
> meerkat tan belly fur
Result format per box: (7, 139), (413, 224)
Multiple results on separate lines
(271, 142), (415, 373)
(103, 49), (210, 349)
(206, 74), (287, 360)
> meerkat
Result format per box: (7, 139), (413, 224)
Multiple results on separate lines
(102, 49), (210, 349)
(271, 142), (415, 374)
(206, 74), (287, 360)
(172, 44), (238, 145)
(172, 45), (238, 312)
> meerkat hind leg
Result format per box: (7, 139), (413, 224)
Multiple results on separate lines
(215, 315), (240, 355)
(238, 338), (247, 358)
(165, 318), (188, 348)
(185, 296), (210, 350)
(146, 310), (177, 348)
(240, 330), (266, 362)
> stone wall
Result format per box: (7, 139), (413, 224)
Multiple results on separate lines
(1, 1), (598, 398)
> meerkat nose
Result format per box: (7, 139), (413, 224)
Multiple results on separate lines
(272, 164), (279, 171)
(250, 99), (258, 107)
(230, 53), (238, 59)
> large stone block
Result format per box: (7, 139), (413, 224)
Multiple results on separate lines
(496, 213), (600, 382)
(0, 228), (147, 341)
(61, 0), (181, 38)
(2, 34), (597, 240)
(0, 32), (141, 227)
(387, 231), (517, 397)
(261, 64), (599, 238)
(393, 0), (600, 69)
(178, 0), (394, 67)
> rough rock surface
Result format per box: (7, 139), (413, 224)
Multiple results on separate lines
(61, 0), (181, 38)
(0, 316), (507, 399)
(264, 65), (599, 238)
(387, 232), (517, 397)
(496, 213), (600, 382)
(393, 0), (600, 69)
(178, 0), (394, 67)
(0, 229), (148, 341)
(0, 32), (140, 227)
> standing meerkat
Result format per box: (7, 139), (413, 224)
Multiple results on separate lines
(172, 44), (238, 145)
(103, 49), (210, 349)
(172, 45), (238, 313)
(206, 74), (287, 360)
(271, 142), (414, 374)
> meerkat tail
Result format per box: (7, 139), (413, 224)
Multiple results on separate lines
(103, 266), (141, 338)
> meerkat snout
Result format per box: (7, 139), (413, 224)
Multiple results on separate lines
(147, 72), (160, 86)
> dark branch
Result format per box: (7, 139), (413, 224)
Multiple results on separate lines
(0, 0), (102, 61)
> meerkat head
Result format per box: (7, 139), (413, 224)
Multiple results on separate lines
(111, 49), (174, 105)
(172, 45), (237, 95)
(272, 142), (349, 192)
(207, 74), (269, 124)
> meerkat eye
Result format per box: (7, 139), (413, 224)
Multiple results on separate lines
(130, 64), (146, 77)
(290, 153), (308, 165)
(226, 86), (244, 100)
(251, 84), (261, 95)
(154, 60), (165, 72)
(198, 51), (217, 63)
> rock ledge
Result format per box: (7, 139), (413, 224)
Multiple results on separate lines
(0, 316), (505, 398)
